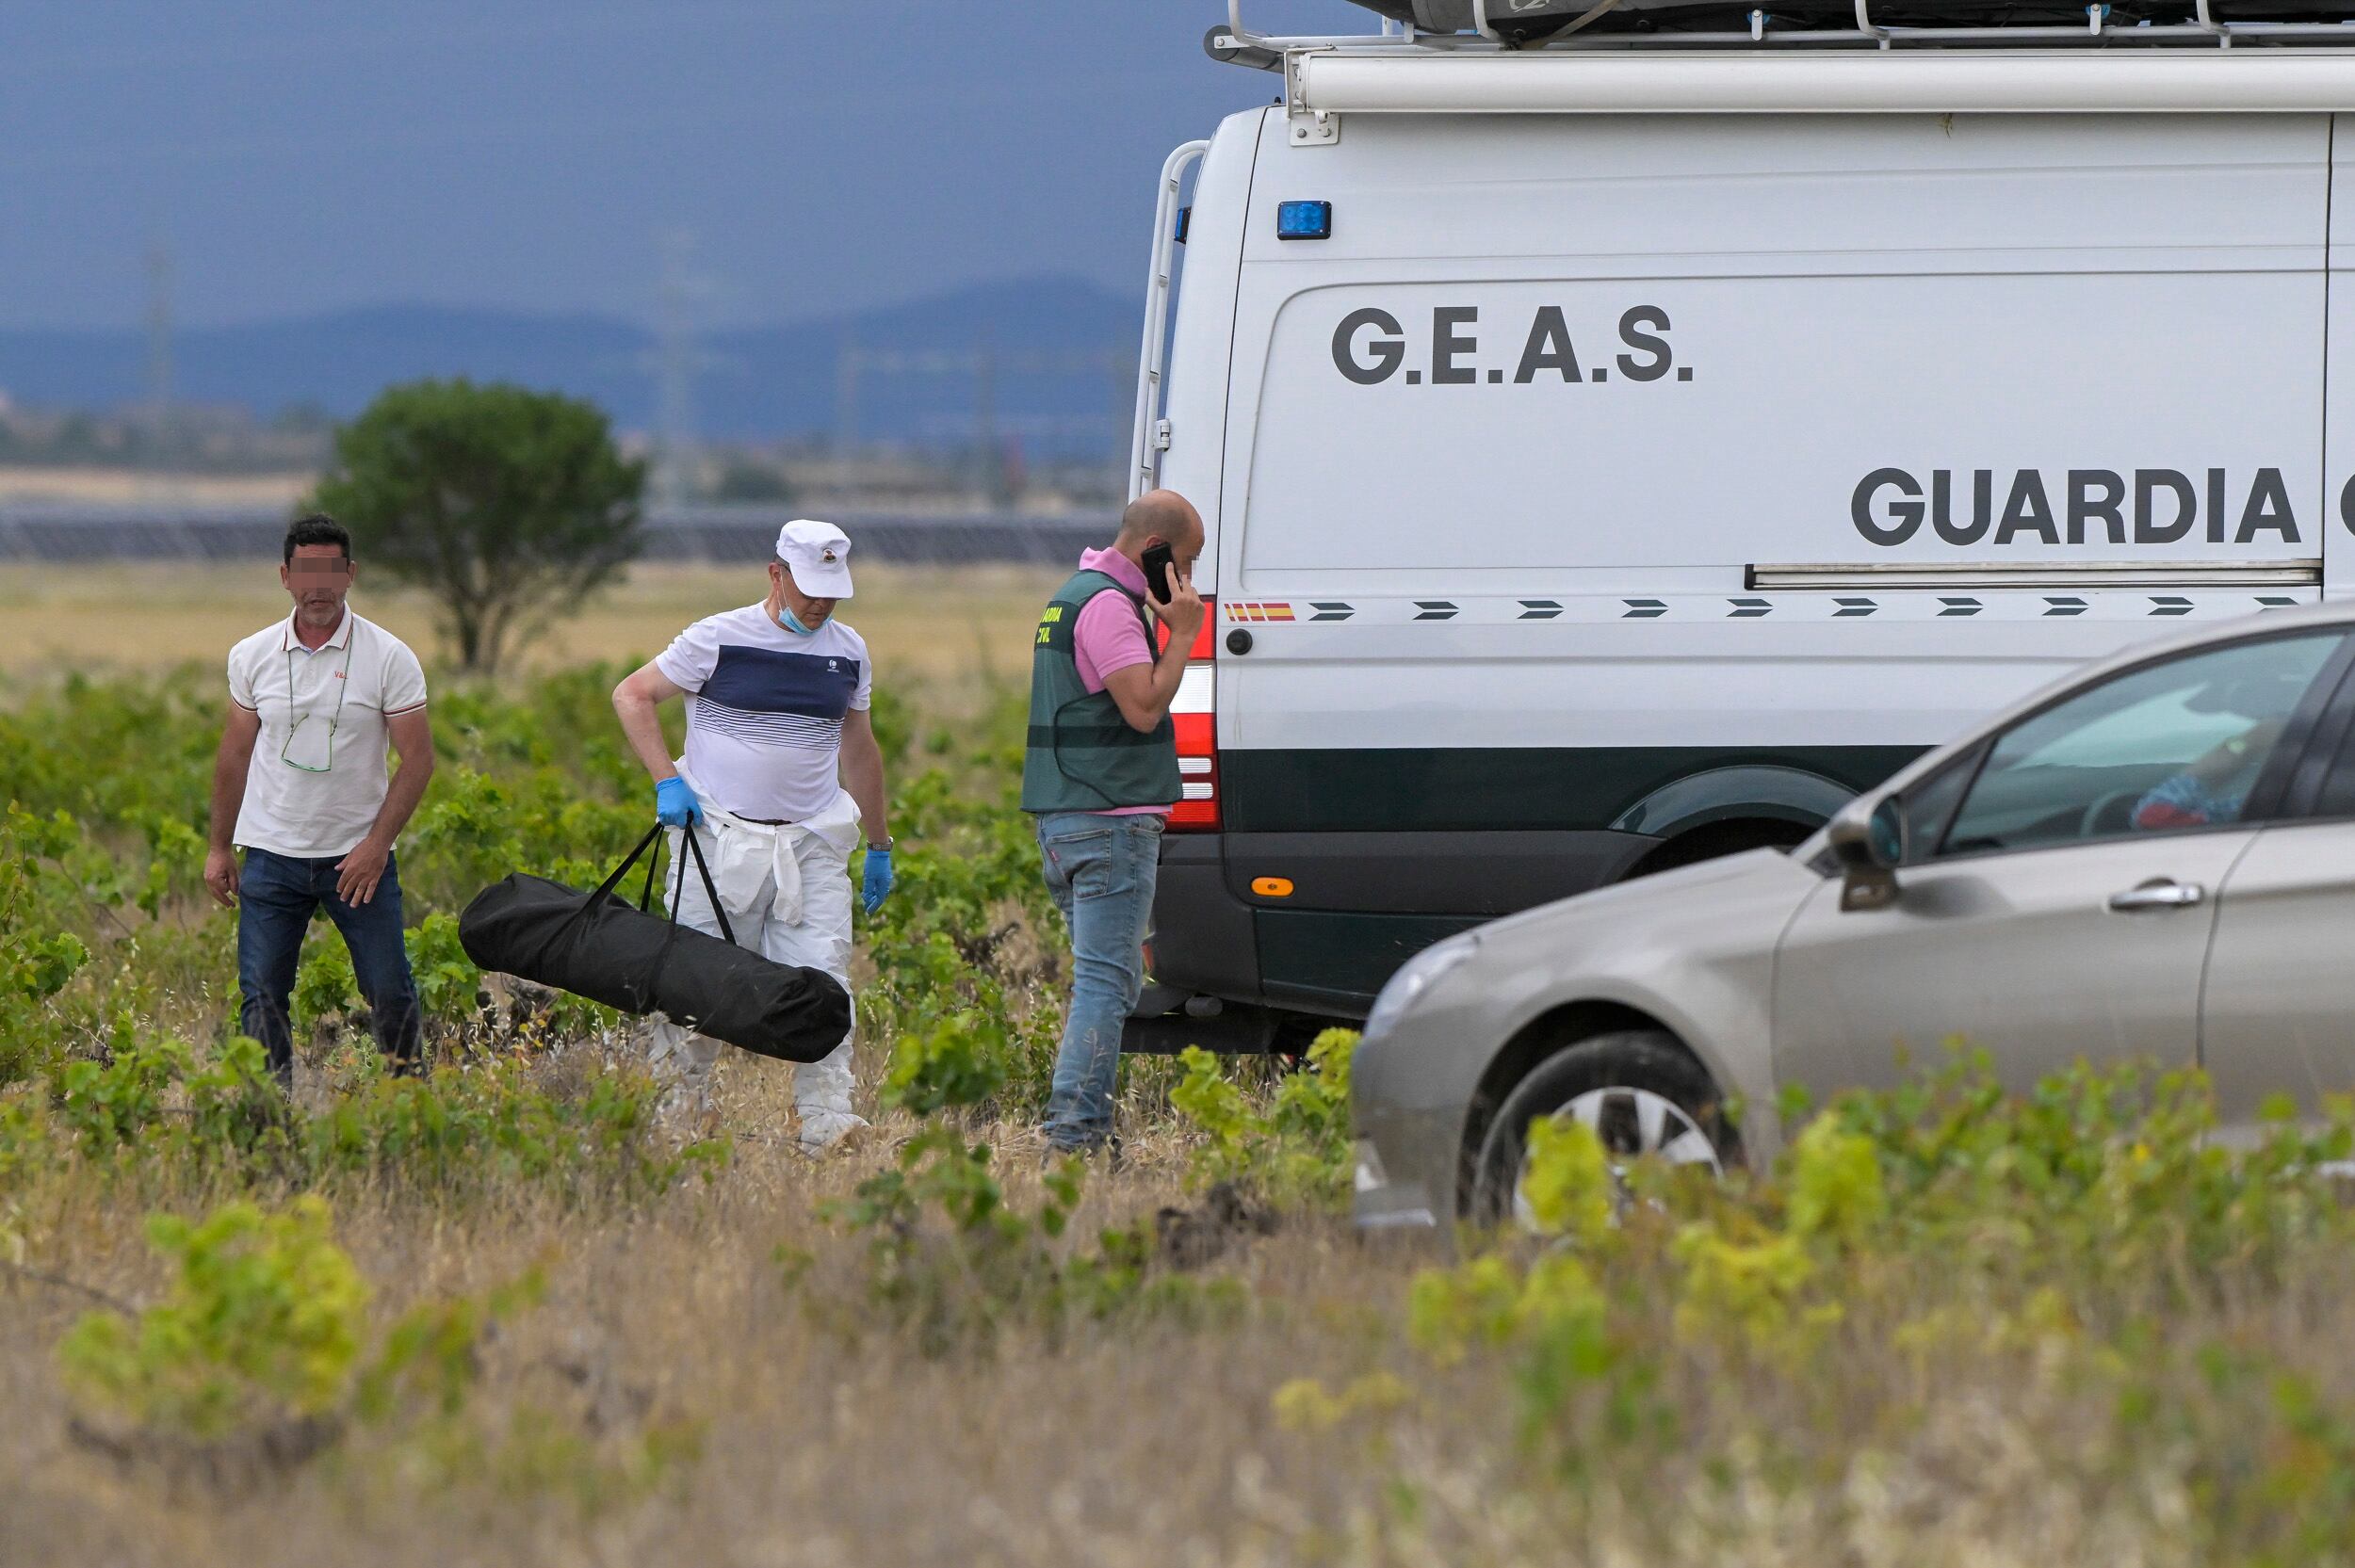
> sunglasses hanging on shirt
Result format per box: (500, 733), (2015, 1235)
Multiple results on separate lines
(280, 639), (353, 772)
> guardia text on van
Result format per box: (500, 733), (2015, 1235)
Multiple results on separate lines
(1851, 468), (2303, 549)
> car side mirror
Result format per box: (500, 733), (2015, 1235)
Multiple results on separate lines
(1827, 795), (1905, 912)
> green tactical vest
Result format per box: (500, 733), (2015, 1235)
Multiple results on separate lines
(1021, 568), (1182, 814)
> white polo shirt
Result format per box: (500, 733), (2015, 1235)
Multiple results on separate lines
(227, 608), (429, 859)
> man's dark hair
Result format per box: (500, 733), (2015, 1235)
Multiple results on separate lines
(283, 512), (352, 564)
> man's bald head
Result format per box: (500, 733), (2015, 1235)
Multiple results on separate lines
(1114, 489), (1204, 562)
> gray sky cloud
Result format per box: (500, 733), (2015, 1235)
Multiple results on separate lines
(0, 0), (1364, 330)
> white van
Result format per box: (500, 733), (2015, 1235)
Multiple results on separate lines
(1125, 10), (2355, 1051)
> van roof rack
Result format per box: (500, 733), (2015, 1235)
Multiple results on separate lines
(1216, 0), (2355, 126)
(1214, 0), (2355, 57)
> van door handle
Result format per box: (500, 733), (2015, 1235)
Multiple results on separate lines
(2107, 880), (2205, 912)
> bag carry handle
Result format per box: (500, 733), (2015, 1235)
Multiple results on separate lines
(587, 821), (738, 946)
(591, 824), (665, 906)
(637, 836), (661, 913)
(668, 821), (738, 947)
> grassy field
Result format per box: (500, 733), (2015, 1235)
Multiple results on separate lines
(0, 560), (1056, 682)
(8, 576), (2355, 1564)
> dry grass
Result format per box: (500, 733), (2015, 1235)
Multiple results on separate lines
(9, 574), (2355, 1564)
(0, 1054), (1396, 1568)
(0, 561), (1058, 683)
(10, 1113), (2349, 1567)
(0, 467), (315, 507)
(10, 1027), (2355, 1566)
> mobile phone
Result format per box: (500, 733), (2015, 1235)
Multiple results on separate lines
(1142, 542), (1177, 605)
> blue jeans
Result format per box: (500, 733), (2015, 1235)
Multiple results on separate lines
(236, 847), (423, 1085)
(1036, 811), (1164, 1153)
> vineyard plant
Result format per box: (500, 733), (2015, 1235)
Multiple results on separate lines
(8, 653), (2355, 1564)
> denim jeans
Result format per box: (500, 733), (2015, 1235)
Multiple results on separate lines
(236, 847), (423, 1085)
(1035, 811), (1164, 1153)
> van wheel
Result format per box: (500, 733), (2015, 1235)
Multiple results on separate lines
(1629, 818), (1811, 878)
(1468, 1030), (1736, 1225)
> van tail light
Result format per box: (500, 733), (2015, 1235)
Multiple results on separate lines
(1161, 606), (1218, 832)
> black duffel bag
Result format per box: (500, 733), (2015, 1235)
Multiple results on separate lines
(458, 823), (851, 1063)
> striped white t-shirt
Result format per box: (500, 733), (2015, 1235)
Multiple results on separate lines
(655, 604), (871, 822)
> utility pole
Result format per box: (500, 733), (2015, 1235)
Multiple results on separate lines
(972, 328), (999, 503)
(142, 236), (177, 501)
(651, 229), (700, 511)
(835, 328), (859, 476)
(1109, 348), (1132, 481)
(826, 341), (1124, 499)
(144, 241), (175, 413)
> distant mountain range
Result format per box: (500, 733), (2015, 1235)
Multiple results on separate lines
(0, 274), (1144, 459)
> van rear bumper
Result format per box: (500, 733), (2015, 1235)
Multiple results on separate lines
(1129, 832), (1275, 1053)
(1129, 828), (1657, 1050)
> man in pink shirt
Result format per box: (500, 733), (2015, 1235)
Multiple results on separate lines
(1020, 490), (1207, 1158)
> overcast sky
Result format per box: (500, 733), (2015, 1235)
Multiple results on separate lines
(0, 0), (1368, 331)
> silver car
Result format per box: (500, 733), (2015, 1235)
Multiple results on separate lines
(1354, 604), (2355, 1237)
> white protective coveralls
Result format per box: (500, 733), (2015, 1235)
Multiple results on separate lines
(648, 769), (867, 1151)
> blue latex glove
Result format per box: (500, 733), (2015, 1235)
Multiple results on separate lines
(861, 845), (894, 915)
(655, 776), (703, 828)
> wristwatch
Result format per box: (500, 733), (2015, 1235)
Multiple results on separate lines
(868, 836), (894, 851)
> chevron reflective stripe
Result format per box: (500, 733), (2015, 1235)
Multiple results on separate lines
(1228, 592), (2298, 624)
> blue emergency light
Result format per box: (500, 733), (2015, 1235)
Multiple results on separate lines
(1275, 200), (1332, 240)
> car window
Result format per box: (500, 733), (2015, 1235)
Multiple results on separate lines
(2305, 708), (2355, 820)
(1895, 746), (1977, 866)
(1936, 632), (2342, 859)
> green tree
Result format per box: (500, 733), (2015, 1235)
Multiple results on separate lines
(310, 379), (645, 674)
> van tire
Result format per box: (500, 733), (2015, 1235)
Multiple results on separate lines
(1627, 818), (1813, 879)
(1467, 1030), (1737, 1224)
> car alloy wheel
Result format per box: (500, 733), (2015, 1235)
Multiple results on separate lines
(1471, 1029), (1736, 1226)
(1509, 1085), (1725, 1230)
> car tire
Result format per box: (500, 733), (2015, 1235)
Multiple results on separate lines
(1467, 1029), (1739, 1225)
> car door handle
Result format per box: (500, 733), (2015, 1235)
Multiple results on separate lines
(2107, 880), (2206, 912)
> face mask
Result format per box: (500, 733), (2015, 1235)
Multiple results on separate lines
(776, 604), (818, 637)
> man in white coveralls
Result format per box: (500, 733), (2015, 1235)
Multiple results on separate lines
(610, 520), (893, 1152)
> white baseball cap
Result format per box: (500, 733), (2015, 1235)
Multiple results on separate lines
(775, 519), (854, 599)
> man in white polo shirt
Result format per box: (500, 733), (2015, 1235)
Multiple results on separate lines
(203, 513), (437, 1087)
(610, 519), (893, 1152)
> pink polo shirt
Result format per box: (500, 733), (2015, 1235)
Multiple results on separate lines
(1070, 547), (1172, 817)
